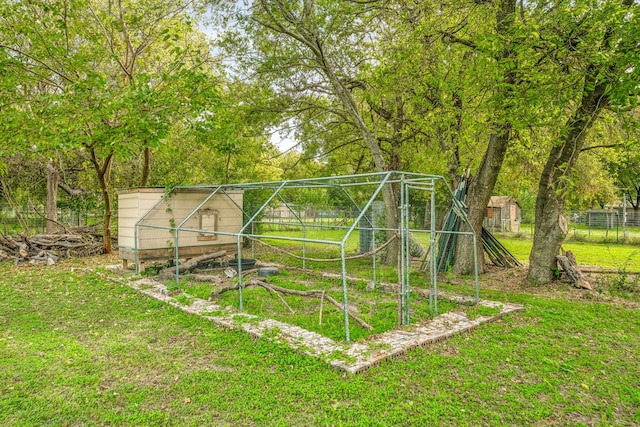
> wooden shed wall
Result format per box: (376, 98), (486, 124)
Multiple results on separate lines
(118, 188), (243, 261)
(118, 188), (165, 250)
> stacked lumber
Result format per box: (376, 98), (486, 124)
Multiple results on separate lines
(0, 232), (103, 265)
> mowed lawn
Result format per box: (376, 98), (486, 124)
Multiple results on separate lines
(1, 256), (639, 426)
(499, 236), (640, 270)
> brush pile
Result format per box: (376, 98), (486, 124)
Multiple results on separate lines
(0, 229), (104, 265)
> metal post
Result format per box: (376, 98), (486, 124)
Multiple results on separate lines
(341, 243), (351, 343)
(174, 230), (180, 284)
(302, 223), (307, 270)
(403, 178), (411, 325)
(430, 187), (438, 315)
(623, 193), (628, 241)
(400, 175), (407, 325)
(134, 224), (140, 275)
(372, 225), (377, 289)
(472, 232), (479, 304)
(237, 235), (243, 311)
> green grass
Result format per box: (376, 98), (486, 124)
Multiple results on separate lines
(259, 227), (640, 271)
(499, 236), (640, 270)
(206, 271), (457, 342)
(1, 257), (639, 426)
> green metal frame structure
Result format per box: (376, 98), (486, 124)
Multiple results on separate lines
(132, 171), (479, 342)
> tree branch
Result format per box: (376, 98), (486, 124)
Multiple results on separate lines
(580, 143), (623, 153)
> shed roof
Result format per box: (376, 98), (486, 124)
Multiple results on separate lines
(488, 196), (519, 208)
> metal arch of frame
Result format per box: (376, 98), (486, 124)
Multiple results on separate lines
(133, 171), (480, 343)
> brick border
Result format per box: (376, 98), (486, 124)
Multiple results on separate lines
(126, 276), (524, 374)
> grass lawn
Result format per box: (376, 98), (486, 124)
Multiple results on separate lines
(260, 227), (640, 270)
(498, 236), (640, 270)
(1, 254), (639, 426)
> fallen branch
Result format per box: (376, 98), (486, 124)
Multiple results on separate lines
(159, 250), (226, 279)
(211, 278), (373, 331)
(579, 267), (640, 274)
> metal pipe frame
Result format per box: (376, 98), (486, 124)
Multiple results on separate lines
(128, 171), (479, 342)
(275, 194), (307, 269)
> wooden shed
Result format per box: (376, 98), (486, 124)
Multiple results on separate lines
(484, 196), (521, 232)
(118, 187), (244, 266)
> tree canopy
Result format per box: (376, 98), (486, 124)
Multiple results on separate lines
(1, 0), (638, 280)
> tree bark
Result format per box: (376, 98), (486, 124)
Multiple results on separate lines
(89, 147), (114, 254)
(528, 0), (634, 283)
(45, 159), (60, 233)
(556, 249), (591, 290)
(453, 0), (517, 275)
(454, 128), (512, 274)
(528, 72), (608, 283)
(140, 146), (152, 187)
(159, 250), (227, 279)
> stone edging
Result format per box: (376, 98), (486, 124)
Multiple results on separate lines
(126, 276), (524, 374)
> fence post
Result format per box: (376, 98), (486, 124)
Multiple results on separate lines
(623, 193), (628, 241)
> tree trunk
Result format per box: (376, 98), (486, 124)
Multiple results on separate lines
(454, 128), (512, 274)
(45, 159), (60, 233)
(528, 73), (607, 283)
(90, 148), (114, 254)
(452, 0), (516, 275)
(140, 146), (151, 187)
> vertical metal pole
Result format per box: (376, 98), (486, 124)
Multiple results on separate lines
(134, 224), (140, 275)
(237, 236), (244, 312)
(430, 187), (438, 315)
(623, 193), (628, 240)
(372, 226), (377, 289)
(341, 243), (351, 343)
(174, 230), (180, 285)
(472, 232), (480, 304)
(404, 179), (411, 325)
(399, 176), (406, 325)
(302, 223), (307, 270)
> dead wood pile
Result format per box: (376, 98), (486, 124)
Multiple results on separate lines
(557, 249), (592, 290)
(0, 229), (104, 265)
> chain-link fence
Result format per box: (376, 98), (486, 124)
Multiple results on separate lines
(486, 207), (640, 244)
(0, 204), (101, 235)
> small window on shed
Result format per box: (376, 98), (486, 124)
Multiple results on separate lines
(486, 207), (494, 218)
(197, 209), (218, 241)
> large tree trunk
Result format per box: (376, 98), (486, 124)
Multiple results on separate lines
(140, 146), (152, 187)
(45, 159), (60, 233)
(528, 71), (608, 283)
(453, 0), (516, 275)
(528, 0), (633, 283)
(454, 128), (511, 274)
(90, 148), (114, 254)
